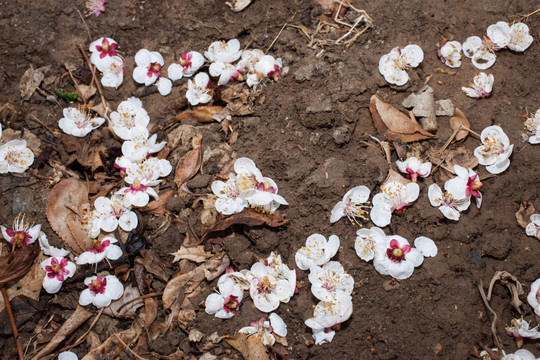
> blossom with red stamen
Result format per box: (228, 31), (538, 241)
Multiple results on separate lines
(79, 274), (124, 308)
(41, 256), (76, 294)
(76, 236), (123, 265)
(373, 235), (423, 280)
(1, 213), (41, 247)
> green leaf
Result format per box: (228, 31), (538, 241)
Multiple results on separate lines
(54, 88), (78, 103)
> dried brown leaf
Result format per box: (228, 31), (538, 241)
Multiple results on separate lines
(202, 208), (289, 240)
(140, 189), (175, 215)
(0, 295), (44, 336)
(175, 135), (203, 195)
(0, 245), (39, 286)
(224, 333), (269, 360)
(516, 201), (536, 229)
(445, 146), (478, 172)
(382, 169), (411, 187)
(171, 245), (213, 263)
(103, 285), (144, 317)
(369, 95), (436, 143)
(46, 178), (93, 254)
(135, 249), (172, 282)
(144, 297), (158, 328)
(486, 271), (525, 314)
(32, 305), (92, 360)
(20, 65), (49, 100)
(91, 100), (111, 119)
(77, 84), (97, 103)
(170, 106), (223, 123)
(162, 270), (194, 310)
(449, 108), (470, 142)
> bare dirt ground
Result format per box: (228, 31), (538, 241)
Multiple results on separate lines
(0, 0), (539, 359)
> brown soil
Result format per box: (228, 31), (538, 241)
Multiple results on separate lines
(0, 0), (539, 359)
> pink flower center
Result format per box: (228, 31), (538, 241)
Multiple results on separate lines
(322, 281), (336, 293)
(45, 258), (70, 281)
(386, 239), (411, 262)
(179, 53), (192, 69)
(223, 295), (240, 313)
(125, 179), (148, 194)
(96, 38), (117, 58)
(267, 65), (281, 80)
(6, 229), (32, 247)
(147, 62), (162, 78)
(89, 277), (107, 294)
(256, 181), (276, 194)
(466, 175), (483, 198)
(86, 239), (110, 254)
(405, 168), (418, 182)
(256, 276), (275, 294)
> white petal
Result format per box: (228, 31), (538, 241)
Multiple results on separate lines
(205, 293), (225, 315)
(370, 202), (391, 227)
(134, 49), (151, 67)
(43, 277), (63, 294)
(58, 351), (79, 360)
(167, 63), (184, 81)
(428, 184), (443, 207)
(132, 66), (149, 84)
(269, 313), (287, 337)
(156, 77), (172, 96)
(330, 202), (346, 223)
(312, 328), (335, 345)
(414, 237), (437, 257)
(79, 289), (94, 306)
(401, 44), (424, 67)
(119, 211), (138, 231)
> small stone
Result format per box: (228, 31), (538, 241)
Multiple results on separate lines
(304, 339), (314, 347)
(294, 61), (326, 82)
(332, 126), (350, 145)
(435, 99), (455, 116)
(306, 97), (332, 113)
(433, 343), (443, 355)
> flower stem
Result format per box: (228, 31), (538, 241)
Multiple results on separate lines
(1, 286), (24, 360)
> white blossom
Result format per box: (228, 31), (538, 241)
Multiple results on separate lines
(355, 226), (387, 262)
(186, 72), (212, 106)
(428, 183), (470, 221)
(205, 39), (242, 63)
(373, 236), (424, 280)
(132, 49), (164, 86)
(41, 256), (76, 294)
(505, 317), (540, 346)
(474, 125), (513, 174)
(526, 214), (540, 240)
(121, 127), (166, 162)
(444, 165), (484, 208)
(1, 213), (41, 247)
(330, 186), (370, 224)
(507, 22), (534, 52)
(305, 293), (353, 345)
(370, 181), (419, 227)
(309, 261), (353, 302)
(212, 174), (248, 215)
(93, 195), (138, 233)
(524, 109), (540, 144)
(413, 236), (437, 257)
(79, 274), (124, 308)
(209, 61), (243, 85)
(378, 45), (423, 86)
(59, 107), (105, 137)
(109, 97), (150, 140)
(238, 313), (287, 346)
(395, 157), (431, 182)
(504, 349), (538, 360)
(76, 236), (123, 265)
(462, 72), (494, 98)
(89, 37), (118, 68)
(205, 272), (244, 319)
(295, 234), (339, 270)
(462, 36), (498, 70)
(156, 77), (172, 96)
(437, 41), (462, 68)
(0, 140), (33, 173)
(38, 232), (69, 257)
(527, 278), (540, 316)
(167, 51), (205, 80)
(97, 55), (124, 89)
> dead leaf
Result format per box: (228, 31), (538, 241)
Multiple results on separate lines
(135, 249), (172, 282)
(0, 245), (39, 286)
(81, 320), (143, 360)
(226, 0), (252, 12)
(516, 201), (536, 228)
(449, 108), (471, 142)
(103, 285), (144, 317)
(175, 134), (203, 195)
(203, 208), (288, 240)
(486, 271), (525, 314)
(369, 95), (437, 143)
(170, 106), (223, 123)
(162, 270), (194, 310)
(20, 65), (50, 100)
(0, 295), (44, 335)
(92, 100), (111, 119)
(171, 245), (213, 263)
(143, 298), (158, 328)
(224, 333), (269, 360)
(32, 305), (93, 360)
(0, 101), (24, 126)
(77, 84), (97, 103)
(140, 189), (175, 215)
(46, 178), (93, 254)
(382, 169), (411, 187)
(445, 146), (478, 172)
(189, 329), (205, 342)
(221, 84), (264, 116)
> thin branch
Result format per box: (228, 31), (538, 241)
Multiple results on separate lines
(28, 114), (58, 138)
(78, 44), (110, 120)
(478, 281), (504, 356)
(266, 12), (296, 54)
(76, 9), (92, 41)
(113, 333), (148, 360)
(1, 286), (24, 360)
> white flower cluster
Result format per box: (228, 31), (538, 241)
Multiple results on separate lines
(438, 21), (533, 71)
(239, 313), (287, 346)
(396, 156), (432, 182)
(90, 37), (124, 89)
(462, 72), (494, 99)
(474, 125), (513, 174)
(428, 165), (483, 220)
(524, 108), (540, 145)
(355, 226), (436, 280)
(212, 157), (287, 215)
(0, 123), (34, 174)
(295, 234), (353, 344)
(378, 44), (424, 86)
(205, 252), (295, 317)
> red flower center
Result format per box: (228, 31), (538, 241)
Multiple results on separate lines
(89, 277), (107, 294)
(86, 239), (110, 254)
(179, 53), (192, 68)
(6, 229), (32, 247)
(466, 174), (483, 198)
(45, 258), (70, 281)
(257, 181), (276, 194)
(96, 39), (118, 59)
(223, 295), (240, 313)
(147, 62), (162, 77)
(386, 239), (411, 262)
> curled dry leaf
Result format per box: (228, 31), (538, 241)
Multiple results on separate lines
(170, 106), (223, 123)
(0, 101), (24, 126)
(20, 65), (50, 100)
(449, 108), (471, 142)
(47, 178), (93, 254)
(103, 285), (144, 317)
(77, 84), (97, 103)
(144, 297), (158, 328)
(175, 134), (203, 196)
(162, 269), (194, 310)
(0, 245), (39, 287)
(81, 320), (143, 360)
(369, 95), (436, 143)
(140, 189), (175, 215)
(171, 245), (213, 263)
(516, 201), (536, 229)
(225, 0), (252, 12)
(32, 305), (92, 360)
(0, 295), (44, 336)
(224, 333), (269, 360)
(92, 100), (111, 119)
(486, 271), (524, 314)
(202, 208), (289, 240)
(135, 249), (172, 282)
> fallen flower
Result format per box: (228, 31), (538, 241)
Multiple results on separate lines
(309, 261), (354, 302)
(242, 176), (288, 213)
(124, 157), (172, 186)
(1, 213), (41, 247)
(355, 226), (387, 262)
(79, 274), (124, 308)
(205, 272), (245, 319)
(86, 0), (107, 17)
(237, 49), (264, 74)
(76, 236), (123, 265)
(254, 55), (283, 81)
(413, 236), (437, 257)
(524, 109), (540, 145)
(168, 51), (205, 80)
(133, 49), (164, 86)
(305, 293), (353, 345)
(209, 61), (244, 85)
(59, 107), (105, 137)
(445, 164), (483, 208)
(93, 194), (138, 233)
(295, 234), (339, 270)
(504, 349), (538, 360)
(370, 181), (420, 227)
(505, 317), (540, 347)
(474, 125), (513, 174)
(507, 22), (534, 52)
(373, 235), (424, 280)
(41, 256), (76, 294)
(97, 55), (124, 89)
(395, 156), (431, 182)
(525, 214), (540, 240)
(462, 35), (500, 70)
(109, 97), (150, 141)
(186, 72), (212, 106)
(205, 39), (242, 63)
(212, 174), (248, 215)
(437, 41), (462, 68)
(89, 37), (117, 67)
(121, 127), (166, 162)
(0, 140), (34, 173)
(528, 278), (540, 316)
(117, 178), (159, 207)
(330, 185), (371, 224)
(462, 72), (494, 99)
(378, 44), (424, 86)
(238, 313), (287, 346)
(428, 183), (470, 221)
(155, 77), (172, 96)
